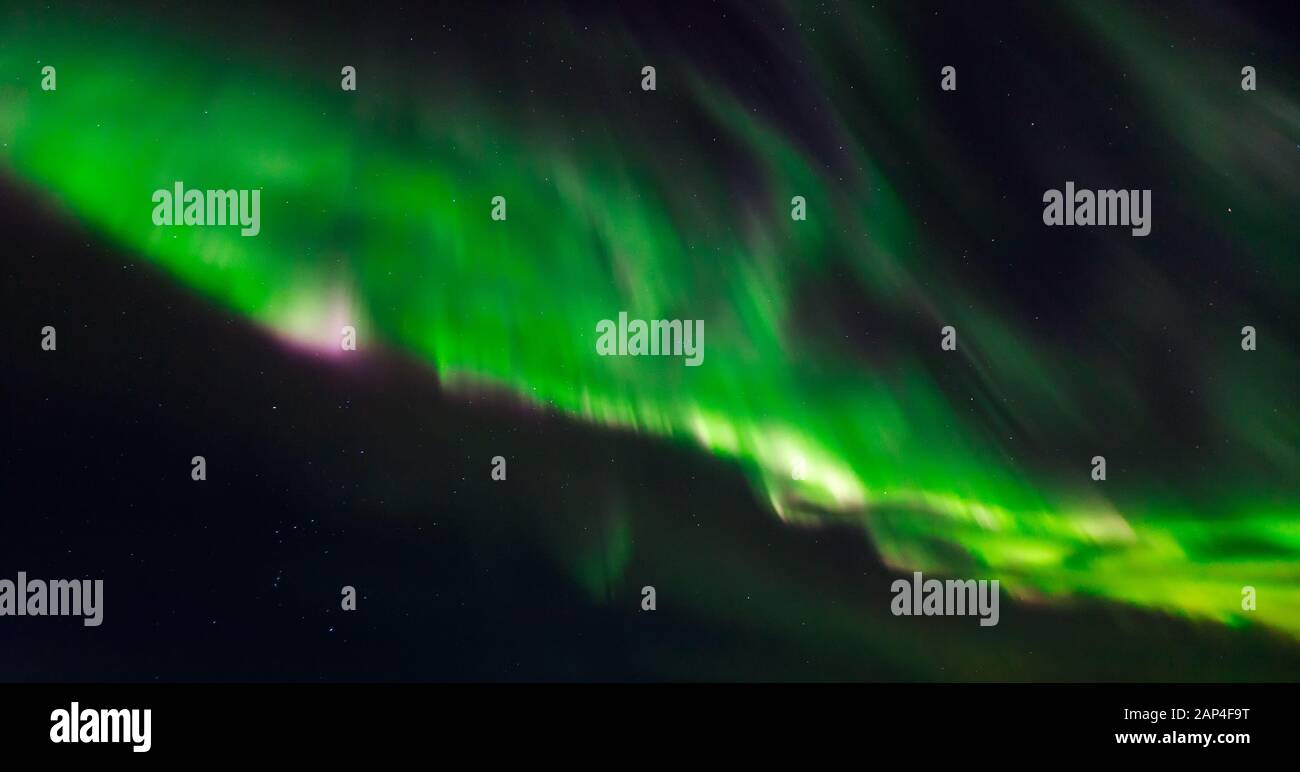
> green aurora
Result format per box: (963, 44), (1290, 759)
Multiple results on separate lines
(2, 2), (1297, 648)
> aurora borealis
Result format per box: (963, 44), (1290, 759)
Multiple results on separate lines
(1, 1), (1297, 680)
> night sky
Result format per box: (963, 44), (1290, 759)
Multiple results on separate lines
(1, 0), (1297, 681)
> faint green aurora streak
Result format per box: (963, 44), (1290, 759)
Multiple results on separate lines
(1, 5), (1297, 640)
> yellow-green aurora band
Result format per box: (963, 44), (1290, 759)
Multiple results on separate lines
(2, 3), (1297, 642)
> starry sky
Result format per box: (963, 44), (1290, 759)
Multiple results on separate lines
(1, 0), (1298, 681)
